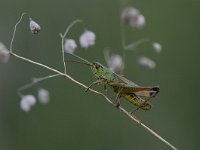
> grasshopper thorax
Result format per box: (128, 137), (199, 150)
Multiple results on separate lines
(91, 62), (117, 82)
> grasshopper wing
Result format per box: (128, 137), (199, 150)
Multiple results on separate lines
(111, 72), (159, 98)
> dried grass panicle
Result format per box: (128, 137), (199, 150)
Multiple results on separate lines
(7, 13), (177, 150)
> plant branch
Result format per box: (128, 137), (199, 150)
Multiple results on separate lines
(9, 51), (177, 150)
(124, 38), (150, 50)
(59, 19), (83, 74)
(18, 74), (60, 96)
(10, 12), (27, 52)
(8, 13), (177, 150)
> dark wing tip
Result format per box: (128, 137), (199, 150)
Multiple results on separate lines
(152, 86), (160, 93)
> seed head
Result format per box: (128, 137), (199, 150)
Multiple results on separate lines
(29, 17), (41, 35)
(0, 42), (9, 63)
(108, 54), (124, 74)
(138, 56), (156, 69)
(152, 42), (162, 53)
(38, 88), (50, 104)
(121, 7), (145, 29)
(64, 39), (77, 54)
(20, 95), (36, 112)
(79, 30), (96, 48)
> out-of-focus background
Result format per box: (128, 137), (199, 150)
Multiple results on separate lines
(0, 0), (199, 150)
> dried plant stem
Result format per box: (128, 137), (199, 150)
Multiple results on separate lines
(59, 19), (83, 74)
(119, 12), (150, 51)
(124, 38), (150, 50)
(10, 13), (27, 52)
(18, 74), (60, 96)
(9, 13), (177, 150)
(8, 52), (178, 150)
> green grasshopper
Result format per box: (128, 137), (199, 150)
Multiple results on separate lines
(68, 54), (160, 111)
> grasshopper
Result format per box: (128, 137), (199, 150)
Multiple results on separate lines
(68, 54), (160, 111)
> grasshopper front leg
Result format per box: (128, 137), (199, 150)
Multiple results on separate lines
(85, 79), (105, 92)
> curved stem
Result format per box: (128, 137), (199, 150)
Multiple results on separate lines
(18, 74), (60, 95)
(10, 12), (27, 52)
(8, 13), (177, 150)
(59, 19), (83, 74)
(9, 51), (177, 150)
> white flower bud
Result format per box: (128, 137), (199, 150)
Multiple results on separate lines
(20, 98), (31, 112)
(25, 95), (36, 106)
(0, 42), (9, 63)
(133, 14), (145, 29)
(64, 39), (77, 54)
(152, 42), (162, 53)
(121, 7), (145, 29)
(138, 56), (156, 69)
(79, 30), (96, 48)
(29, 18), (41, 35)
(108, 54), (124, 74)
(38, 88), (50, 104)
(20, 95), (36, 112)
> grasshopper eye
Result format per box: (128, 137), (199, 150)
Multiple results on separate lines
(93, 63), (100, 69)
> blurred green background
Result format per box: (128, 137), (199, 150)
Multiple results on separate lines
(0, 0), (199, 150)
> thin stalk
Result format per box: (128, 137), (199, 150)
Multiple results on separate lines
(59, 19), (83, 74)
(8, 13), (178, 150)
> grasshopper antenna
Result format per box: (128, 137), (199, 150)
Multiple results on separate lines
(66, 59), (92, 66)
(67, 53), (93, 66)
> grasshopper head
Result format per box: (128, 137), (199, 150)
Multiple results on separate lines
(92, 62), (103, 70)
(91, 62), (105, 79)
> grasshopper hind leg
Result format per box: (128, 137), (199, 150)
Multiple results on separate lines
(114, 87), (124, 108)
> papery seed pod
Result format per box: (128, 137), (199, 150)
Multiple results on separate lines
(20, 98), (31, 112)
(20, 95), (36, 112)
(121, 7), (145, 29)
(138, 56), (156, 69)
(0, 42), (9, 63)
(79, 30), (96, 48)
(152, 42), (162, 53)
(64, 39), (77, 54)
(24, 95), (36, 106)
(29, 17), (41, 35)
(108, 54), (124, 74)
(38, 88), (50, 104)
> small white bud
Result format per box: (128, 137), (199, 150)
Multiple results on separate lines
(64, 39), (77, 54)
(29, 18), (41, 35)
(79, 30), (96, 48)
(133, 14), (145, 29)
(38, 88), (50, 104)
(121, 7), (145, 29)
(152, 42), (162, 53)
(108, 54), (124, 74)
(20, 95), (36, 112)
(24, 95), (36, 106)
(0, 42), (9, 63)
(138, 56), (156, 69)
(20, 98), (31, 112)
